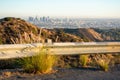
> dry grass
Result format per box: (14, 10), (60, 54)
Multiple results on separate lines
(94, 54), (111, 71)
(2, 71), (11, 77)
(79, 54), (89, 67)
(18, 48), (56, 74)
(10, 29), (43, 44)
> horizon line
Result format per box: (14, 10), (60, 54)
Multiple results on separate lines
(1, 16), (120, 19)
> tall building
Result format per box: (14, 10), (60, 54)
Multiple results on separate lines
(28, 17), (34, 22)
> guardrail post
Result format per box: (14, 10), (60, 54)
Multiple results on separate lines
(46, 39), (52, 44)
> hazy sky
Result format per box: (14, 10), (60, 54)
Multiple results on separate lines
(0, 0), (120, 18)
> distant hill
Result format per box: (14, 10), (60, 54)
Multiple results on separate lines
(53, 28), (103, 42)
(53, 28), (120, 42)
(94, 28), (120, 41)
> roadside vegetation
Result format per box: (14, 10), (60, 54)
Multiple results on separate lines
(94, 54), (114, 71)
(0, 53), (119, 74)
(16, 48), (57, 74)
(78, 54), (114, 71)
(79, 54), (89, 67)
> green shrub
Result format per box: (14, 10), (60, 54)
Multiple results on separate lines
(94, 54), (110, 71)
(18, 48), (56, 74)
(79, 54), (89, 67)
(95, 59), (109, 71)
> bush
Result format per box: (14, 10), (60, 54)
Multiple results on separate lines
(96, 59), (109, 71)
(79, 54), (89, 67)
(18, 48), (56, 74)
(94, 54), (110, 71)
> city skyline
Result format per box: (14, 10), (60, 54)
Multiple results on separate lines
(0, 0), (120, 18)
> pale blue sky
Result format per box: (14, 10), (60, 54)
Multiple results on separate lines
(0, 0), (120, 18)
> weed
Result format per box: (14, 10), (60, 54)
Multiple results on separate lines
(96, 59), (109, 71)
(18, 48), (56, 74)
(79, 54), (89, 67)
(94, 54), (110, 71)
(65, 64), (72, 68)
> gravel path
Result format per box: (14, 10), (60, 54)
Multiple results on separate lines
(0, 64), (120, 80)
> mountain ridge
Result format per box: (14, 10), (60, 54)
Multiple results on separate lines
(0, 17), (120, 44)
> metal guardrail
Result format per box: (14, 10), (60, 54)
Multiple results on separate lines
(0, 42), (120, 59)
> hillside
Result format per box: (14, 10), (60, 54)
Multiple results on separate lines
(0, 17), (82, 44)
(53, 28), (103, 42)
(0, 17), (120, 44)
(94, 28), (120, 41)
(54, 28), (120, 42)
(0, 17), (43, 44)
